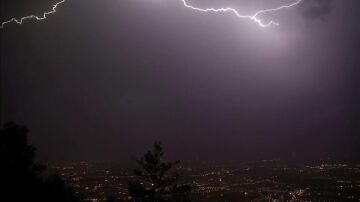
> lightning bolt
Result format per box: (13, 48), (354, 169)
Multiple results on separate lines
(181, 0), (302, 27)
(0, 0), (66, 29)
(0, 0), (302, 30)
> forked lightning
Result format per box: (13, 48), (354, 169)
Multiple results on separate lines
(181, 0), (302, 27)
(0, 0), (302, 29)
(0, 0), (66, 29)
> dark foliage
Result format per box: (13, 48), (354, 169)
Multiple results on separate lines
(128, 141), (191, 202)
(0, 122), (79, 202)
(105, 196), (123, 202)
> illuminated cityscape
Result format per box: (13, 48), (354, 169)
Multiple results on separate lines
(52, 160), (360, 201)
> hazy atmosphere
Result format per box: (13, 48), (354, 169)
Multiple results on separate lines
(1, 0), (359, 162)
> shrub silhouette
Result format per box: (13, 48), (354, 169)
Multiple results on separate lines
(128, 141), (191, 202)
(0, 122), (79, 202)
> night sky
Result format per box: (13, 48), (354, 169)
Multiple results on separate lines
(1, 0), (359, 162)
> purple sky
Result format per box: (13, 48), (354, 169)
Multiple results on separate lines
(1, 0), (359, 162)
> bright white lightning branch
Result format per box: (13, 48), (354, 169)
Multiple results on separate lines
(181, 0), (302, 27)
(0, 0), (301, 29)
(0, 0), (66, 29)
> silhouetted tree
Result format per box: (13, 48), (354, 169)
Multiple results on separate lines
(128, 141), (191, 202)
(0, 122), (79, 202)
(106, 196), (119, 202)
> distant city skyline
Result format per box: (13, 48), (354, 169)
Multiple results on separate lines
(53, 160), (360, 201)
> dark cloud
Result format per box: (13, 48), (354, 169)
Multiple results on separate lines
(1, 0), (360, 162)
(299, 0), (334, 19)
(1, 0), (59, 19)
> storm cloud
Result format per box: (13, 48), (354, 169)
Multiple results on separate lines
(1, 0), (360, 162)
(299, 0), (334, 19)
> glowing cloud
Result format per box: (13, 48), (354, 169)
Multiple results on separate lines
(180, 0), (303, 27)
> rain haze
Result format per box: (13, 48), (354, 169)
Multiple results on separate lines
(1, 0), (359, 163)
